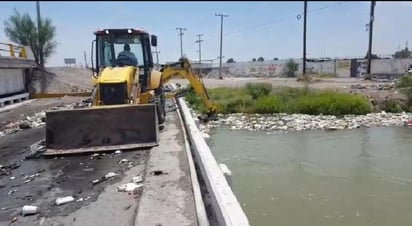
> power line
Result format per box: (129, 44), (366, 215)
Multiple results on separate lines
(215, 13), (228, 80)
(176, 27), (186, 58)
(203, 1), (345, 42)
(195, 34), (203, 75)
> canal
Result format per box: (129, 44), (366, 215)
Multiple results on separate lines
(207, 126), (412, 226)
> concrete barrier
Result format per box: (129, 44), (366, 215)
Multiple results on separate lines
(177, 98), (250, 226)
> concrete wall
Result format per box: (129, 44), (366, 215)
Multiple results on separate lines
(0, 69), (25, 96)
(202, 58), (412, 78)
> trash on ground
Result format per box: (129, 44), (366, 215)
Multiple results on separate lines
(76, 198), (84, 202)
(151, 170), (168, 176)
(10, 177), (16, 180)
(55, 196), (75, 206)
(22, 205), (39, 216)
(119, 159), (129, 164)
(8, 190), (17, 195)
(132, 176), (143, 184)
(104, 172), (118, 179)
(115, 150), (122, 154)
(117, 183), (143, 192)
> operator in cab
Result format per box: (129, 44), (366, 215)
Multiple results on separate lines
(117, 44), (138, 66)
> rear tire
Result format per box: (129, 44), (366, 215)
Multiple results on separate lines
(155, 85), (166, 125)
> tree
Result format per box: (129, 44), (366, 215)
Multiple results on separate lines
(364, 51), (380, 59)
(393, 47), (412, 59)
(4, 9), (57, 68)
(284, 59), (298, 77)
(252, 58), (256, 62)
(226, 58), (235, 63)
(257, 57), (264, 62)
(273, 57), (279, 61)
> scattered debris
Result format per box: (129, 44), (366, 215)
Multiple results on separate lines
(132, 176), (143, 184)
(18, 122), (31, 130)
(104, 172), (118, 179)
(27, 140), (46, 158)
(56, 196), (75, 206)
(151, 170), (167, 176)
(124, 204), (132, 210)
(8, 190), (17, 195)
(0, 163), (20, 176)
(22, 205), (39, 216)
(10, 177), (16, 180)
(11, 216), (17, 223)
(76, 198), (84, 202)
(117, 183), (142, 192)
(115, 150), (122, 154)
(84, 196), (91, 201)
(199, 112), (412, 133)
(90, 153), (100, 158)
(119, 159), (129, 164)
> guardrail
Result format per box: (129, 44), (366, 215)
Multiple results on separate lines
(0, 42), (27, 58)
(176, 97), (250, 226)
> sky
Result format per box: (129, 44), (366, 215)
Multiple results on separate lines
(0, 1), (411, 67)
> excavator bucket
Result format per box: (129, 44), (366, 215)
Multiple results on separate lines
(43, 104), (159, 156)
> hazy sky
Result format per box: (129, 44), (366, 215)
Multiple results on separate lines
(0, 1), (411, 66)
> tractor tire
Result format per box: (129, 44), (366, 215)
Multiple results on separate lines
(155, 85), (166, 125)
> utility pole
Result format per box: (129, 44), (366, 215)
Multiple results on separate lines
(83, 51), (88, 68)
(215, 13), (228, 80)
(367, 1), (376, 75)
(195, 34), (203, 75)
(302, 0), (307, 77)
(152, 47), (160, 69)
(176, 27), (186, 58)
(36, 1), (42, 67)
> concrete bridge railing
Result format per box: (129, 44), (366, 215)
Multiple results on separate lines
(0, 42), (29, 59)
(176, 97), (250, 226)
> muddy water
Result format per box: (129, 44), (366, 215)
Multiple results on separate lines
(207, 127), (412, 226)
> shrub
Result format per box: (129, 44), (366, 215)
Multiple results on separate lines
(397, 76), (412, 106)
(379, 99), (403, 113)
(255, 96), (282, 113)
(185, 85), (372, 116)
(284, 59), (299, 77)
(245, 82), (272, 99)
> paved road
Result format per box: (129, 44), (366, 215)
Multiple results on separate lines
(0, 99), (198, 226)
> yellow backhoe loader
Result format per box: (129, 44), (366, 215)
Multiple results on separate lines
(43, 28), (217, 155)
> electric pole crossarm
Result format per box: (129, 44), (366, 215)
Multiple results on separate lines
(176, 27), (186, 58)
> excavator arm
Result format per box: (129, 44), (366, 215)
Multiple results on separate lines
(160, 58), (218, 121)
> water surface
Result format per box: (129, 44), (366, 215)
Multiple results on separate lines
(207, 127), (412, 226)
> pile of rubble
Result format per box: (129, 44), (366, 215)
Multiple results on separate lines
(0, 100), (90, 138)
(350, 83), (396, 90)
(193, 110), (412, 133)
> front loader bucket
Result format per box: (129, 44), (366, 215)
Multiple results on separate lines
(43, 104), (159, 156)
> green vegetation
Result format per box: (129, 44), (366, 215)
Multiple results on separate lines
(396, 75), (412, 111)
(284, 59), (299, 77)
(185, 83), (373, 115)
(4, 9), (57, 68)
(379, 99), (403, 113)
